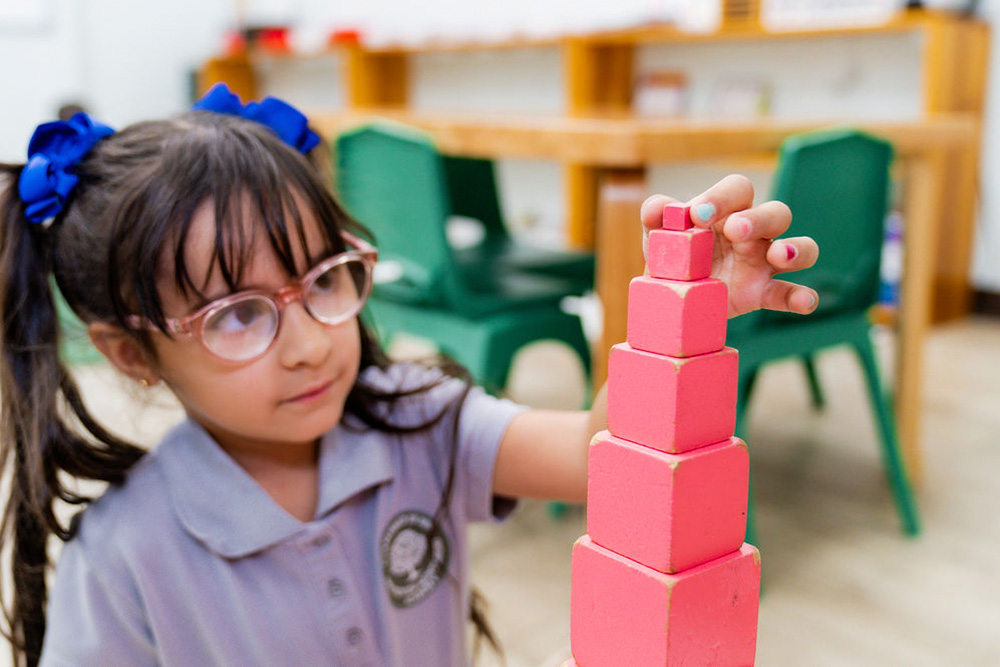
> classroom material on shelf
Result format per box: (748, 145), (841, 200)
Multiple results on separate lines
(761, 0), (901, 31)
(633, 70), (689, 117)
(879, 209), (904, 310)
(223, 0), (716, 55)
(567, 204), (759, 665)
(707, 74), (773, 119)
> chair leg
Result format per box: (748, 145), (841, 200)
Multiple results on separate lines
(802, 354), (826, 410)
(735, 368), (759, 441)
(547, 501), (569, 519)
(853, 339), (921, 536)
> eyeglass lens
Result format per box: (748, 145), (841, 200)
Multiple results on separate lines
(201, 257), (369, 361)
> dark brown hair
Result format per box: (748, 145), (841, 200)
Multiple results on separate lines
(0, 112), (494, 665)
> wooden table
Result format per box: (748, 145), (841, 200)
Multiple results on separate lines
(314, 110), (981, 481)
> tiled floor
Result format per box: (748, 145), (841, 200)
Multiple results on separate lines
(35, 316), (1000, 665)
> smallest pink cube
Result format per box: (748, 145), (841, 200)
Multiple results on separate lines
(661, 203), (694, 231)
(647, 228), (713, 281)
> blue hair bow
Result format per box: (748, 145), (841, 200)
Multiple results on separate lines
(18, 112), (115, 224)
(193, 83), (320, 155)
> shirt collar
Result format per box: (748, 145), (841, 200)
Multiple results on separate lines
(156, 418), (395, 558)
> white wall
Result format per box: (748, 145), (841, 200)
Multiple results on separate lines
(973, 0), (1000, 291)
(2, 2), (999, 291)
(0, 0), (88, 160)
(0, 0), (233, 160)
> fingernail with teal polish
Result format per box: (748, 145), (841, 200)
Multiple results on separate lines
(695, 203), (716, 222)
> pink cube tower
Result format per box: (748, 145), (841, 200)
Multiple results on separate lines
(569, 205), (760, 665)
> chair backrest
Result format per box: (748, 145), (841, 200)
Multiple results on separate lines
(769, 128), (894, 318)
(441, 154), (509, 245)
(334, 124), (460, 306)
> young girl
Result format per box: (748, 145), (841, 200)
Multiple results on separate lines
(0, 85), (818, 666)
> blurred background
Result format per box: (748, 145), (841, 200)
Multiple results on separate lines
(2, 0), (1000, 664)
(2, 0), (998, 282)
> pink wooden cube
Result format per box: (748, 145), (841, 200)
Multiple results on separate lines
(571, 536), (760, 667)
(587, 432), (748, 574)
(662, 203), (694, 231)
(647, 228), (713, 281)
(627, 276), (727, 358)
(607, 343), (738, 453)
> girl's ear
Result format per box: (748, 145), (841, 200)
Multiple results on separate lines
(87, 323), (159, 386)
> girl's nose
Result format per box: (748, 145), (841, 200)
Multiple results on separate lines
(276, 302), (332, 368)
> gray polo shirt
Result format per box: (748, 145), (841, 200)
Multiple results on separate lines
(41, 364), (524, 666)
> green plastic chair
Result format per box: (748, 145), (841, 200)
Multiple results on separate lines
(334, 123), (591, 396)
(442, 154), (594, 295)
(728, 128), (920, 540)
(53, 281), (104, 366)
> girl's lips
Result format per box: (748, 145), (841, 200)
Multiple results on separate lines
(285, 379), (334, 404)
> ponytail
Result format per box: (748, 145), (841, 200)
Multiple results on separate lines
(0, 168), (145, 666)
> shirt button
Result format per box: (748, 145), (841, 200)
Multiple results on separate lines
(328, 578), (346, 598)
(311, 534), (331, 548)
(346, 626), (364, 646)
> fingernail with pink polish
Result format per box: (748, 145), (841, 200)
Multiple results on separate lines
(785, 244), (798, 261)
(732, 216), (751, 239)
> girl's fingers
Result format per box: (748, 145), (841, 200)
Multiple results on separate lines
(640, 194), (681, 231)
(761, 279), (819, 315)
(686, 174), (756, 228)
(643, 174), (755, 231)
(721, 200), (793, 244)
(765, 235), (819, 273)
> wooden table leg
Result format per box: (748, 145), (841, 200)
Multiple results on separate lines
(932, 144), (979, 321)
(896, 150), (947, 483)
(593, 168), (648, 389)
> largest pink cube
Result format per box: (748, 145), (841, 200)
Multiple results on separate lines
(607, 344), (738, 453)
(571, 536), (760, 667)
(587, 432), (748, 573)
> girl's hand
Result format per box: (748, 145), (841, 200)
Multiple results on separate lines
(641, 174), (820, 319)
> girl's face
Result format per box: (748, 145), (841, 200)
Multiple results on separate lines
(149, 198), (362, 460)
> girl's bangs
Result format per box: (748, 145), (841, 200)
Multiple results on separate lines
(135, 123), (347, 330)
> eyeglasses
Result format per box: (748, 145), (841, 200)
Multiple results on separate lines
(129, 231), (377, 363)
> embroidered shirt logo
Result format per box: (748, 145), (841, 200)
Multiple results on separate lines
(380, 510), (450, 608)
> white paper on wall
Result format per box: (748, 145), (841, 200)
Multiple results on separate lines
(761, 0), (903, 31)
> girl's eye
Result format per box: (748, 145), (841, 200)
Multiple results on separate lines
(312, 266), (340, 294)
(207, 299), (271, 334)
